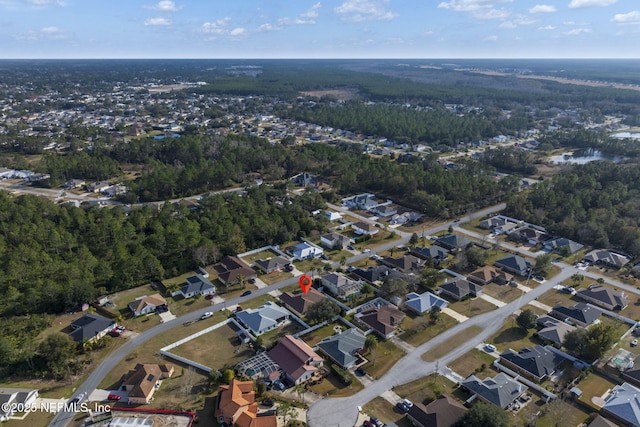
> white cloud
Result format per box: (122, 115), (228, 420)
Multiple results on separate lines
(484, 35), (498, 41)
(202, 18), (231, 35)
(144, 17), (171, 26)
(22, 0), (65, 6)
(612, 11), (640, 25)
(16, 25), (69, 40)
(301, 2), (321, 19)
(229, 27), (247, 37)
(257, 23), (281, 32)
(334, 0), (398, 22)
(568, 0), (617, 9)
(529, 4), (556, 13)
(537, 25), (555, 30)
(144, 1), (181, 12)
(437, 0), (512, 20)
(499, 14), (536, 28)
(563, 27), (592, 34)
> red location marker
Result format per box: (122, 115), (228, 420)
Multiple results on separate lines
(299, 275), (312, 294)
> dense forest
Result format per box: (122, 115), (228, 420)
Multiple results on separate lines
(506, 161), (640, 257)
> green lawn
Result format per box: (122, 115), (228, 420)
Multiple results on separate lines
(300, 323), (345, 347)
(259, 321), (306, 347)
(422, 326), (483, 362)
(362, 340), (405, 380)
(240, 248), (280, 265)
(482, 283), (525, 303)
(399, 313), (458, 347)
(308, 371), (363, 398)
(449, 297), (497, 317)
(362, 397), (412, 427)
(393, 374), (458, 405)
(488, 318), (540, 353)
(448, 349), (497, 379)
(577, 372), (620, 412)
(259, 270), (293, 285)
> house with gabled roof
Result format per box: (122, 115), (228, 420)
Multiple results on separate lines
(254, 256), (289, 274)
(172, 274), (215, 298)
(550, 303), (601, 327)
(411, 245), (449, 264)
(352, 221), (379, 236)
(602, 382), (640, 427)
(215, 379), (277, 427)
(267, 335), (323, 385)
(577, 284), (629, 311)
(289, 241), (324, 260)
(121, 363), (174, 404)
(509, 226), (551, 246)
(494, 254), (530, 276)
(320, 232), (350, 250)
(316, 328), (366, 369)
(461, 373), (528, 409)
(381, 254), (423, 273)
(544, 237), (584, 255)
(622, 356), (640, 388)
(0, 388), (38, 422)
(128, 293), (167, 317)
(349, 266), (392, 285)
(371, 204), (397, 217)
(467, 265), (513, 286)
(321, 272), (363, 300)
(434, 234), (472, 253)
(68, 313), (115, 343)
(219, 256), (257, 285)
(404, 292), (448, 315)
(407, 395), (467, 427)
(355, 304), (405, 339)
(438, 279), (482, 301)
(583, 249), (631, 270)
(479, 216), (520, 234)
(279, 288), (326, 317)
(235, 302), (291, 336)
(499, 345), (564, 382)
(535, 316), (576, 347)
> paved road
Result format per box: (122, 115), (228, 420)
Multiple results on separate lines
(307, 265), (578, 427)
(48, 202), (506, 427)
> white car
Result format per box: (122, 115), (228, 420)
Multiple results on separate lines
(363, 248), (371, 253)
(632, 339), (638, 347)
(201, 312), (213, 320)
(484, 344), (497, 353)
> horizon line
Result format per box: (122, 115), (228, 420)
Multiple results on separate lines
(0, 57), (639, 61)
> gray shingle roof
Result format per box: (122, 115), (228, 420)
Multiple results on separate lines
(405, 292), (448, 314)
(462, 373), (527, 408)
(603, 382), (640, 427)
(69, 313), (114, 342)
(316, 328), (365, 368)
(499, 345), (564, 380)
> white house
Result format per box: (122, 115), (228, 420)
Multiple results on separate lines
(326, 210), (342, 221)
(290, 242), (324, 260)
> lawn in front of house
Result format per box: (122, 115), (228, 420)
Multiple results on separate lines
(293, 258), (326, 274)
(448, 349), (497, 379)
(107, 283), (161, 317)
(482, 283), (526, 304)
(536, 288), (578, 310)
(422, 326), (483, 362)
(362, 340), (405, 380)
(299, 322), (346, 347)
(259, 321), (306, 347)
(258, 270), (293, 285)
(488, 317), (540, 353)
(308, 370), (363, 398)
(170, 320), (253, 371)
(362, 397), (413, 427)
(240, 248), (281, 265)
(393, 374), (458, 405)
(449, 297), (497, 317)
(399, 312), (458, 347)
(577, 372), (620, 412)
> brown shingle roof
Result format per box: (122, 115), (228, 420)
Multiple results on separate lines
(122, 363), (173, 401)
(358, 305), (405, 337)
(279, 288), (325, 316)
(128, 293), (167, 314)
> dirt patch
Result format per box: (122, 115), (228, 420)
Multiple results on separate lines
(299, 89), (358, 100)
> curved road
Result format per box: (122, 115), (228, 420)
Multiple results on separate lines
(48, 203), (504, 427)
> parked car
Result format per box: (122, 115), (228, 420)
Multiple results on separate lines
(632, 339), (638, 347)
(248, 278), (256, 284)
(396, 402), (409, 413)
(273, 380), (286, 391)
(261, 398), (274, 407)
(107, 393), (121, 401)
(363, 421), (374, 427)
(402, 399), (413, 408)
(285, 264), (295, 272)
(347, 245), (354, 250)
(205, 293), (215, 300)
(363, 248), (371, 253)
(241, 290), (252, 297)
(370, 416), (383, 427)
(484, 344), (497, 353)
(201, 312), (213, 320)
(355, 367), (366, 376)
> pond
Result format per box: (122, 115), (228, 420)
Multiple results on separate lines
(549, 149), (627, 165)
(612, 132), (640, 139)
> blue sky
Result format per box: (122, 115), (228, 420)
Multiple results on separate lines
(1, 0), (639, 58)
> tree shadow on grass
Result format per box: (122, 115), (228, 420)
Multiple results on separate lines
(493, 327), (527, 344)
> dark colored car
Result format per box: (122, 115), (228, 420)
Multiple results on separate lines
(205, 293), (215, 300)
(241, 290), (252, 297)
(261, 398), (274, 407)
(396, 402), (409, 413)
(248, 278), (256, 284)
(355, 367), (366, 376)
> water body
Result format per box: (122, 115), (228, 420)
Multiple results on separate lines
(152, 133), (181, 140)
(549, 149), (626, 165)
(612, 132), (640, 139)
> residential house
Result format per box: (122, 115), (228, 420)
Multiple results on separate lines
(381, 254), (423, 274)
(550, 303), (601, 327)
(577, 284), (629, 311)
(461, 373), (528, 409)
(467, 265), (513, 286)
(267, 335), (323, 385)
(62, 179), (85, 190)
(411, 245), (449, 264)
(355, 304), (405, 339)
(587, 416), (619, 427)
(371, 204), (397, 217)
(583, 249), (631, 269)
(128, 293), (167, 317)
(390, 211), (423, 225)
(254, 256), (289, 274)
(173, 274), (215, 298)
(68, 313), (115, 343)
(404, 292), (448, 315)
(279, 288), (326, 317)
(320, 232), (351, 250)
(121, 363), (174, 404)
(0, 389), (38, 422)
(291, 172), (319, 187)
(479, 216), (520, 234)
(602, 382), (640, 427)
(321, 272), (363, 300)
(343, 193), (378, 210)
(316, 328), (366, 369)
(438, 279), (483, 301)
(352, 221), (379, 236)
(289, 241), (324, 261)
(325, 210), (342, 221)
(509, 226), (551, 246)
(215, 379), (277, 427)
(86, 181), (111, 193)
(219, 256), (257, 286)
(406, 395), (467, 427)
(535, 316), (576, 347)
(349, 265), (400, 285)
(434, 234), (472, 253)
(544, 237), (584, 255)
(494, 254), (530, 276)
(622, 356), (640, 388)
(498, 346), (564, 382)
(235, 302), (291, 336)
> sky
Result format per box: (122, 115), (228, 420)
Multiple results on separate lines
(0, 0), (639, 59)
